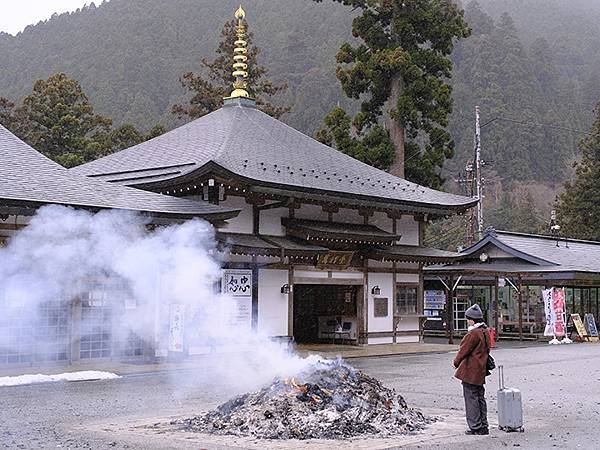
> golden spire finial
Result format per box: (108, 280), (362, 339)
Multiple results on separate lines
(235, 5), (245, 20)
(224, 5), (251, 100)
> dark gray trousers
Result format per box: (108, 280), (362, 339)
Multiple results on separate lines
(462, 382), (488, 431)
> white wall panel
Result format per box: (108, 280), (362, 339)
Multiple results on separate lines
(260, 207), (286, 236)
(367, 272), (394, 333)
(218, 196), (253, 234)
(258, 269), (289, 337)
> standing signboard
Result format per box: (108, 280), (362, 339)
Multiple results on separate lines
(571, 313), (588, 340)
(584, 314), (599, 342)
(221, 269), (253, 331)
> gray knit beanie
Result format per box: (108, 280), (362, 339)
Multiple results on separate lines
(465, 303), (484, 320)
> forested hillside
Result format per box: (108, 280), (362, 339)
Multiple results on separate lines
(2, 0), (599, 239)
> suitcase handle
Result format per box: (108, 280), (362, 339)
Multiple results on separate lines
(498, 364), (505, 390)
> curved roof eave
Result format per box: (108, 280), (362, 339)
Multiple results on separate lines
(125, 161), (478, 215)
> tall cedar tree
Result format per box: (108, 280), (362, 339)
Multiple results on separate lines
(556, 103), (600, 241)
(173, 19), (289, 120)
(313, 0), (470, 189)
(0, 74), (165, 168)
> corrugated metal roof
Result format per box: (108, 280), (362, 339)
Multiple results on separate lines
(72, 100), (476, 212)
(0, 124), (239, 221)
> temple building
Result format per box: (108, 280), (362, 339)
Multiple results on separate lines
(72, 6), (475, 348)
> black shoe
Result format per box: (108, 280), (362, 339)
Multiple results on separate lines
(465, 428), (489, 435)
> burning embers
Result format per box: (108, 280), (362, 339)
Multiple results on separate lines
(177, 359), (431, 440)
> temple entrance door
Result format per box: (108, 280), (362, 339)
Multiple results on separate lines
(293, 284), (360, 344)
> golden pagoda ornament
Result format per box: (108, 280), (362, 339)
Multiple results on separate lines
(224, 5), (252, 99)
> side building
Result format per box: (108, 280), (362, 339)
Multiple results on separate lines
(425, 229), (600, 340)
(0, 124), (239, 365)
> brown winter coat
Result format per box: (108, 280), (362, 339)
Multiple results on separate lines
(453, 326), (491, 386)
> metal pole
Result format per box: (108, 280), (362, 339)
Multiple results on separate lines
(475, 106), (484, 240)
(518, 276), (523, 341)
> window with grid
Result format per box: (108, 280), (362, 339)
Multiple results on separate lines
(396, 285), (418, 315)
(80, 290), (112, 359)
(0, 299), (69, 364)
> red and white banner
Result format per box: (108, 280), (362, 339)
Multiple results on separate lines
(552, 288), (566, 337)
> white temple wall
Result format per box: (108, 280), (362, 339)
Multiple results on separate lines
(258, 269), (289, 337)
(367, 272), (394, 334)
(259, 207), (286, 236)
(217, 196), (253, 234)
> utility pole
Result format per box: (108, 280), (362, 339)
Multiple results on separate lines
(466, 160), (475, 245)
(474, 106), (484, 240)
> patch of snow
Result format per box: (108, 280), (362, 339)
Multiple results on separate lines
(0, 370), (120, 387)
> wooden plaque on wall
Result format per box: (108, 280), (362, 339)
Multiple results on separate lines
(374, 297), (389, 317)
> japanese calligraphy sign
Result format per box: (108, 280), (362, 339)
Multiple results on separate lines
(222, 269), (252, 297)
(316, 251), (355, 270)
(221, 269), (253, 330)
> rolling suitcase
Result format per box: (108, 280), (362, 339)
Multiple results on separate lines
(497, 365), (524, 432)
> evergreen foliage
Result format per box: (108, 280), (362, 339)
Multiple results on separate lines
(172, 19), (289, 120)
(0, 73), (164, 167)
(556, 104), (600, 241)
(313, 0), (470, 189)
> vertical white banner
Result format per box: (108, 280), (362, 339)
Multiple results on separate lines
(222, 269), (253, 331)
(168, 303), (184, 352)
(543, 288), (554, 336)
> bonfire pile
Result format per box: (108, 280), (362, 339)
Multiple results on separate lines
(177, 359), (431, 440)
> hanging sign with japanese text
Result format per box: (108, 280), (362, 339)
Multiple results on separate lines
(316, 251), (355, 270)
(221, 269), (253, 330)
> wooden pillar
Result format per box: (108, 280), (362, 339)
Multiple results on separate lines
(494, 276), (500, 335)
(287, 265), (294, 338)
(447, 276), (455, 345)
(251, 256), (259, 330)
(359, 259), (369, 345)
(517, 275), (523, 341)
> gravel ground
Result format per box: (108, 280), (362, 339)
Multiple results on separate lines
(1, 342), (598, 449)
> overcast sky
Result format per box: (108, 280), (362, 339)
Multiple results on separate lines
(1, 0), (93, 35)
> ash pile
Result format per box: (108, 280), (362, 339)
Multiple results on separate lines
(177, 359), (431, 440)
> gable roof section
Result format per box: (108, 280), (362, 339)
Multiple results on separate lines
(72, 100), (476, 213)
(0, 124), (238, 221)
(443, 230), (600, 274)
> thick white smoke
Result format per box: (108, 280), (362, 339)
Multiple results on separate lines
(0, 205), (315, 390)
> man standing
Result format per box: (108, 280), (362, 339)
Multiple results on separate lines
(453, 303), (491, 435)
